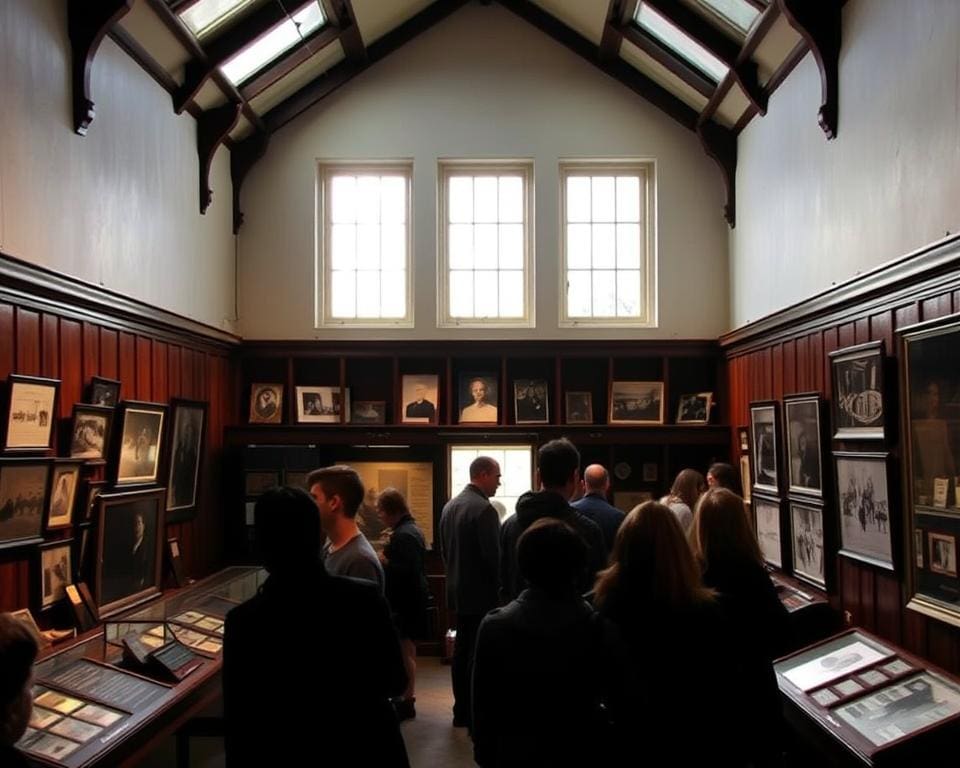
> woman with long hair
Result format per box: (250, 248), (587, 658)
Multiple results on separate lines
(659, 468), (706, 534)
(706, 461), (743, 496)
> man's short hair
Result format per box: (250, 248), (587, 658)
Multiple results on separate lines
(306, 465), (365, 518)
(517, 518), (586, 595)
(0, 612), (38, 710)
(469, 456), (498, 480)
(255, 486), (320, 573)
(584, 465), (609, 492)
(537, 438), (580, 488)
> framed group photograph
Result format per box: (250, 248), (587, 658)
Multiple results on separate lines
(564, 392), (593, 424)
(514, 379), (548, 424)
(38, 539), (73, 610)
(296, 386), (348, 424)
(834, 451), (894, 571)
(0, 459), (50, 550)
(352, 401), (386, 424)
(166, 400), (207, 521)
(676, 392), (712, 424)
(753, 494), (783, 568)
(3, 375), (59, 452)
(249, 383), (283, 424)
(790, 500), (826, 589)
(113, 401), (166, 486)
(608, 381), (664, 425)
(750, 401), (781, 494)
(458, 374), (498, 424)
(784, 394), (824, 497)
(830, 341), (885, 440)
(46, 460), (82, 529)
(68, 404), (113, 461)
(401, 374), (439, 424)
(94, 487), (165, 618)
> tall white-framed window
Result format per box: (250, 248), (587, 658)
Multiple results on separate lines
(560, 161), (657, 327)
(316, 162), (413, 327)
(438, 161), (534, 327)
(449, 444), (534, 522)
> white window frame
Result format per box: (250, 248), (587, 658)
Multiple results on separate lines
(315, 161), (414, 328)
(437, 160), (535, 328)
(448, 444), (535, 522)
(559, 160), (658, 328)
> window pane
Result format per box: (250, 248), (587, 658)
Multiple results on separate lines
(449, 177), (473, 223)
(617, 270), (641, 317)
(499, 176), (523, 223)
(449, 224), (474, 269)
(503, 449), (532, 497)
(356, 270), (380, 318)
(180, 0), (259, 40)
(356, 177), (380, 224)
(592, 224), (616, 269)
(616, 176), (641, 222)
(474, 177), (498, 223)
(592, 270), (616, 316)
(616, 224), (641, 269)
(567, 224), (591, 269)
(499, 224), (524, 270)
(474, 270), (499, 317)
(381, 270), (406, 318)
(331, 176), (357, 223)
(330, 224), (356, 269)
(331, 270), (356, 317)
(636, 3), (729, 82)
(698, 0), (759, 34)
(592, 177), (616, 223)
(567, 271), (592, 317)
(381, 225), (405, 270)
(499, 271), (524, 317)
(449, 271), (474, 317)
(567, 177), (591, 223)
(380, 177), (406, 224)
(356, 224), (379, 270)
(474, 224), (498, 267)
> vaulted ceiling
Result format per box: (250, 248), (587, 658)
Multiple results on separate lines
(68, 0), (842, 230)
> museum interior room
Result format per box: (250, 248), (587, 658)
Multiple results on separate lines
(2, 0), (960, 765)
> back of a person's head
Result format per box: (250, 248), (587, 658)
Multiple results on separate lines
(469, 456), (497, 480)
(306, 465), (364, 518)
(377, 487), (409, 520)
(583, 464), (608, 493)
(594, 501), (708, 614)
(0, 612), (38, 745)
(669, 468), (706, 509)
(691, 488), (763, 571)
(538, 438), (580, 489)
(255, 486), (321, 574)
(707, 462), (741, 496)
(517, 518), (587, 596)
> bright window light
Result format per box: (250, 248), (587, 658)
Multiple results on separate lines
(636, 3), (729, 82)
(449, 445), (534, 522)
(697, 0), (761, 36)
(179, 0), (260, 41)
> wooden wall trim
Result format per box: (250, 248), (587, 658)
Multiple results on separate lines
(0, 251), (240, 351)
(720, 233), (960, 354)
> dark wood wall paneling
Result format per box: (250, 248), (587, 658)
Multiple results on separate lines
(722, 237), (960, 673)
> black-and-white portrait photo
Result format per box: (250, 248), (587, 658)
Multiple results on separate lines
(47, 463), (80, 528)
(401, 374), (439, 424)
(609, 381), (663, 424)
(41, 542), (72, 608)
(249, 383), (282, 424)
(117, 405), (165, 484)
(296, 386), (347, 423)
(565, 392), (592, 424)
(831, 341), (885, 439)
(836, 453), (893, 569)
(88, 377), (120, 408)
(0, 462), (48, 548)
(676, 392), (712, 424)
(785, 396), (822, 496)
(167, 402), (205, 514)
(750, 403), (779, 492)
(98, 493), (162, 613)
(514, 379), (548, 424)
(929, 532), (958, 577)
(790, 502), (825, 588)
(754, 497), (782, 567)
(69, 404), (112, 460)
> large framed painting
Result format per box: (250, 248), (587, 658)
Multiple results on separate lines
(3, 375), (59, 452)
(784, 394), (825, 498)
(750, 401), (781, 495)
(112, 401), (167, 486)
(165, 399), (207, 523)
(834, 451), (894, 571)
(0, 459), (50, 550)
(790, 499), (826, 589)
(608, 381), (664, 425)
(830, 341), (885, 440)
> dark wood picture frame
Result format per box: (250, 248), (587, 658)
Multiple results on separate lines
(830, 340), (885, 440)
(165, 399), (207, 523)
(676, 392), (712, 424)
(458, 374), (499, 425)
(784, 393), (825, 499)
(88, 376), (121, 407)
(750, 401), (781, 495)
(0, 458), (50, 550)
(351, 400), (386, 424)
(400, 374), (439, 425)
(834, 451), (895, 572)
(37, 538), (74, 611)
(514, 379), (549, 424)
(753, 492), (785, 569)
(789, 498), (827, 590)
(69, 403), (114, 461)
(111, 400), (167, 486)
(3, 374), (59, 452)
(45, 459), (83, 530)
(608, 380), (664, 425)
(564, 392), (593, 424)
(249, 382), (283, 424)
(81, 479), (107, 522)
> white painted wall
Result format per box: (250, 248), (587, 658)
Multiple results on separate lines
(731, 0), (960, 328)
(238, 2), (729, 341)
(0, 0), (237, 332)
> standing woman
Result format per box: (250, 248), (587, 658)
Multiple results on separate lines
(377, 488), (430, 721)
(659, 468), (706, 534)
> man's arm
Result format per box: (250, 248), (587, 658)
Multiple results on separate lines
(477, 503), (501, 591)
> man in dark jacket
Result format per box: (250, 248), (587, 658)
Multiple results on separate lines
(572, 464), (625, 555)
(500, 438), (605, 601)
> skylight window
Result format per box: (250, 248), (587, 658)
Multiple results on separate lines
(220, 2), (326, 85)
(696, 0), (761, 36)
(179, 0), (260, 41)
(635, 3), (729, 82)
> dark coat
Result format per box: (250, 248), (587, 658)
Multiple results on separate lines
(571, 493), (625, 555)
(383, 515), (430, 639)
(439, 484), (500, 616)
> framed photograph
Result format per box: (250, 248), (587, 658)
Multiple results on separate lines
(0, 459), (50, 550)
(39, 539), (73, 610)
(296, 386), (348, 424)
(676, 392), (712, 424)
(929, 532), (957, 577)
(88, 376), (120, 407)
(94, 487), (165, 618)
(68, 404), (113, 461)
(458, 374), (498, 424)
(784, 394), (824, 497)
(608, 381), (664, 425)
(750, 401), (781, 494)
(81, 480), (106, 522)
(10, 608), (42, 639)
(565, 392), (593, 424)
(401, 374), (439, 424)
(790, 500), (826, 589)
(249, 382), (283, 424)
(165, 399), (207, 522)
(739, 427), (750, 453)
(514, 379), (549, 424)
(776, 630), (895, 693)
(613, 491), (653, 513)
(754, 494), (783, 568)
(46, 460), (82, 529)
(830, 341), (885, 440)
(3, 374), (59, 451)
(113, 401), (166, 486)
(352, 401), (386, 424)
(835, 451), (894, 571)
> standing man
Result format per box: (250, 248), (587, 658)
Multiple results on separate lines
(572, 464), (625, 556)
(308, 465), (385, 594)
(439, 456), (502, 728)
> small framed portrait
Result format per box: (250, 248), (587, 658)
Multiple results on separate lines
(38, 539), (73, 610)
(565, 392), (593, 424)
(608, 381), (664, 425)
(352, 401), (386, 424)
(750, 401), (781, 495)
(929, 532), (957, 577)
(68, 404), (113, 461)
(249, 383), (283, 424)
(88, 376), (121, 408)
(514, 379), (549, 424)
(0, 459), (50, 550)
(165, 400), (207, 522)
(790, 500), (826, 589)
(296, 386), (348, 424)
(94, 487), (165, 618)
(784, 394), (824, 498)
(3, 374), (59, 452)
(46, 460), (82, 529)
(81, 479), (106, 522)
(113, 401), (166, 486)
(676, 392), (712, 424)
(753, 494), (783, 568)
(739, 427), (750, 453)
(401, 374), (439, 424)
(458, 375), (498, 424)
(835, 451), (894, 571)
(830, 340), (885, 440)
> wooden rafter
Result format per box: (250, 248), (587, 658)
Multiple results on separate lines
(618, 24), (714, 98)
(599, 0), (626, 64)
